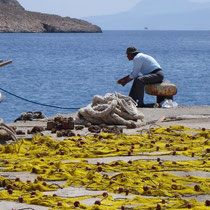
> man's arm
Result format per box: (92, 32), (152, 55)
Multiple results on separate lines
(117, 75), (133, 86)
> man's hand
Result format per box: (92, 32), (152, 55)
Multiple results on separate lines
(117, 75), (132, 86)
(117, 78), (126, 86)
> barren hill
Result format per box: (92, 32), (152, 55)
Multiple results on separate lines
(0, 0), (102, 33)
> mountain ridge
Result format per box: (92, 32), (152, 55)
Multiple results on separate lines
(84, 0), (210, 30)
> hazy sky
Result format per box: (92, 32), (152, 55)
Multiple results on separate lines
(18, 0), (141, 18)
(18, 0), (210, 18)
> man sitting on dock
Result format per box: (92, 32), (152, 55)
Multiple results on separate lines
(117, 46), (164, 107)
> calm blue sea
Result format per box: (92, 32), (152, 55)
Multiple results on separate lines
(0, 31), (210, 123)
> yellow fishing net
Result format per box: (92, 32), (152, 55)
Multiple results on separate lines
(0, 125), (209, 209)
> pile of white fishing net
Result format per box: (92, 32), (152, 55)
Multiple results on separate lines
(75, 93), (144, 127)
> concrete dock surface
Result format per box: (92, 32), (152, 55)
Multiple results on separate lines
(7, 106), (210, 138)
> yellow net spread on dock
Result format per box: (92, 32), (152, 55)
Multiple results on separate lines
(0, 125), (209, 209)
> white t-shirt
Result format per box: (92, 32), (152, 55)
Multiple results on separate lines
(129, 53), (161, 79)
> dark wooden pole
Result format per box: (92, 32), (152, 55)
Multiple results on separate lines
(0, 60), (12, 67)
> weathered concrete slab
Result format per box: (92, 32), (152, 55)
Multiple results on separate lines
(0, 171), (67, 186)
(81, 197), (103, 206)
(87, 155), (197, 164)
(0, 171), (37, 181)
(182, 194), (210, 202)
(44, 187), (106, 198)
(166, 170), (210, 178)
(0, 201), (48, 210)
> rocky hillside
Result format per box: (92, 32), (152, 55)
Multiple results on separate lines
(0, 0), (102, 33)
